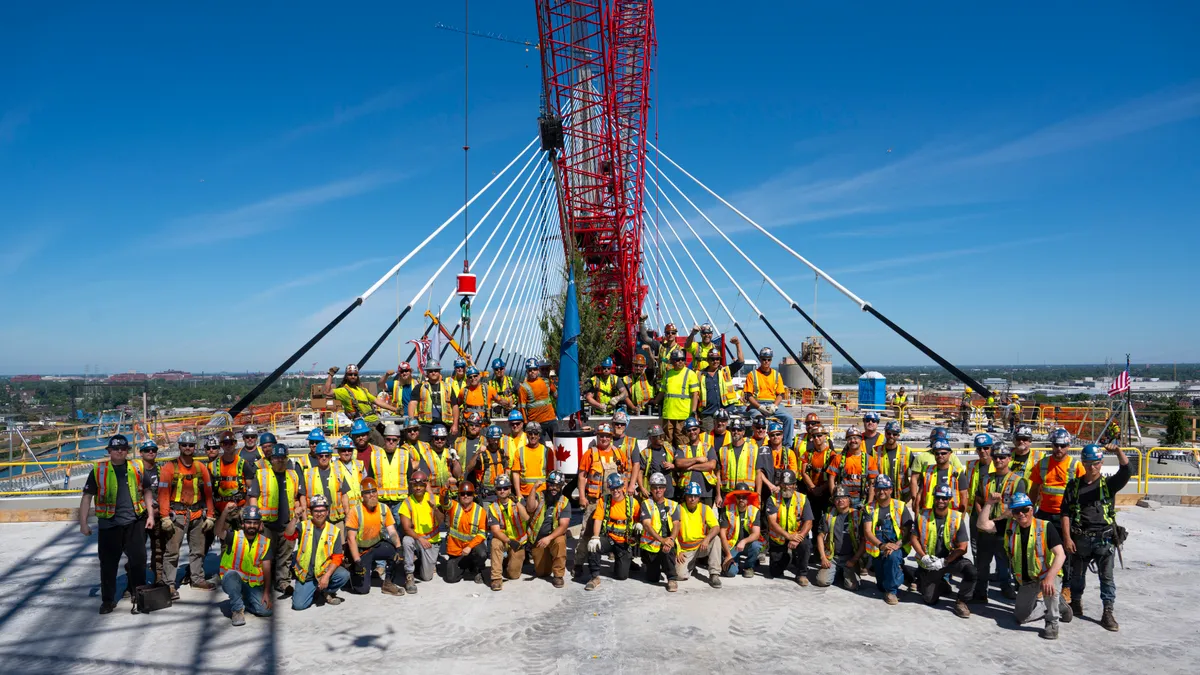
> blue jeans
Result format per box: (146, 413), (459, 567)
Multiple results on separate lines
(221, 571), (272, 616)
(872, 548), (905, 594)
(775, 409), (795, 447)
(292, 566), (350, 610)
(723, 540), (763, 577)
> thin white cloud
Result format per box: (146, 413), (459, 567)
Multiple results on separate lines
(0, 105), (34, 144)
(816, 213), (988, 239)
(0, 228), (55, 274)
(832, 234), (1070, 275)
(279, 88), (421, 144)
(244, 256), (393, 304)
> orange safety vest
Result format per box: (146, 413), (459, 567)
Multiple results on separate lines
(600, 494), (640, 544)
(211, 457), (249, 504)
(461, 383), (493, 418)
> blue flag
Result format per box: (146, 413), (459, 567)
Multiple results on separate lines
(556, 266), (582, 418)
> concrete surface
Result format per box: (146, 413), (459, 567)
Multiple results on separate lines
(0, 506), (1195, 674)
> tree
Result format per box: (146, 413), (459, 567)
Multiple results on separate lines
(1162, 402), (1189, 446)
(539, 253), (622, 382)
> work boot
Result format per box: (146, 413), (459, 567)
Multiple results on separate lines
(231, 610), (246, 627)
(573, 565), (584, 579)
(741, 568), (754, 579)
(278, 585), (294, 600)
(325, 593), (344, 605)
(884, 593), (899, 606)
(1101, 605), (1119, 632)
(474, 573), (485, 584)
(666, 580), (678, 592)
(843, 577), (859, 591)
(953, 600), (971, 619)
(405, 574), (418, 594)
(170, 588), (180, 601)
(552, 576), (564, 589)
(1060, 599), (1073, 623)
(585, 577), (601, 591)
(797, 575), (810, 587)
(1069, 595), (1083, 619)
(709, 576), (722, 589)
(99, 602), (115, 615)
(1001, 583), (1017, 600)
(490, 580), (503, 592)
(192, 580), (215, 591)
(1040, 622), (1059, 640)
(381, 580), (405, 596)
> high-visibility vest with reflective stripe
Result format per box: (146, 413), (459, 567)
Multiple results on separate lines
(746, 368), (784, 402)
(628, 376), (655, 406)
(219, 530), (269, 586)
(640, 444), (675, 481)
(448, 502), (488, 547)
(894, 394), (907, 406)
(703, 431), (731, 453)
(918, 465), (965, 511)
(875, 445), (913, 495)
(589, 374), (618, 410)
(335, 384), (377, 421)
(678, 503), (714, 551)
(293, 520), (339, 583)
(529, 493), (571, 539)
(720, 444), (757, 492)
(1066, 475), (1115, 526)
(416, 380), (455, 423)
(335, 459), (365, 508)
(1009, 449), (1042, 482)
(917, 509), (964, 555)
(478, 445), (513, 491)
(413, 443), (451, 489)
(689, 341), (720, 371)
(724, 504), (759, 545)
(864, 499), (910, 557)
(390, 379), (415, 409)
(461, 383), (492, 417)
(449, 376), (465, 401)
(304, 467), (345, 521)
(1035, 455), (1080, 500)
(1005, 517), (1058, 584)
(93, 461), (146, 519)
(351, 504), (387, 549)
(370, 447), (409, 502)
(822, 509), (860, 560)
(963, 459), (990, 509)
(768, 493), (807, 544)
(601, 494), (639, 544)
(660, 367), (697, 420)
(167, 459), (203, 507)
(401, 493), (439, 540)
(986, 471), (1023, 519)
(520, 443), (547, 489)
(211, 457), (249, 502)
(257, 469), (298, 523)
(488, 499), (527, 544)
(639, 498), (679, 552)
(520, 379), (554, 412)
(674, 442), (716, 489)
(699, 367), (741, 408)
(490, 375), (513, 396)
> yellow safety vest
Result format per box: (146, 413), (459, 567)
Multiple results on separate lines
(720, 443), (757, 492)
(529, 493), (571, 540)
(416, 380), (455, 423)
(293, 520), (339, 583)
(918, 465), (965, 511)
(917, 509), (964, 555)
(413, 442), (451, 488)
(875, 444), (913, 495)
(219, 530), (270, 586)
(689, 341), (720, 371)
(488, 499), (527, 545)
(639, 498), (679, 552)
(334, 384), (377, 422)
(628, 375), (656, 407)
(257, 469), (298, 523)
(1006, 517), (1059, 584)
(675, 442), (716, 489)
(589, 374), (619, 410)
(724, 504), (759, 544)
(400, 492), (440, 542)
(678, 502), (714, 551)
(304, 466), (345, 521)
(370, 447), (410, 502)
(821, 509), (860, 559)
(640, 443), (675, 481)
(864, 499), (910, 557)
(92, 461), (146, 519)
(660, 367), (698, 420)
(334, 459), (365, 508)
(699, 366), (741, 408)
(986, 471), (1023, 519)
(768, 493), (807, 544)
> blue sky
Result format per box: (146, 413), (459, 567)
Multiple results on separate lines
(2, 2), (1198, 374)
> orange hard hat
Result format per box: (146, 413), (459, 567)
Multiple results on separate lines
(459, 481), (477, 495)
(632, 354), (647, 365)
(805, 413), (820, 423)
(360, 477), (378, 492)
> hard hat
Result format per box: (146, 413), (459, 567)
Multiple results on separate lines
(875, 474), (894, 490)
(465, 412), (484, 425)
(492, 358), (506, 370)
(632, 354), (647, 366)
(243, 425), (259, 436)
(139, 440), (159, 453)
(218, 430), (237, 443)
(360, 477), (378, 492)
(397, 361), (412, 371)
(751, 416), (767, 429)
(713, 409), (730, 421)
(683, 417), (700, 430)
(990, 443), (1012, 457)
(973, 433), (994, 449)
(548, 470), (566, 486)
(458, 481), (476, 495)
(454, 358), (467, 369)
(203, 436), (219, 449)
(336, 436), (355, 450)
(1050, 428), (1072, 446)
(466, 366), (480, 376)
(258, 432), (277, 446)
(485, 425), (503, 440)
(350, 419), (371, 436)
(430, 424), (448, 439)
(178, 431), (198, 445)
(596, 423), (614, 436)
(833, 486), (851, 500)
(242, 505), (262, 521)
(758, 347), (774, 360)
(308, 494), (330, 510)
(270, 444), (290, 458)
(683, 481), (703, 497)
(382, 422), (402, 437)
(648, 472), (669, 486)
(612, 410), (629, 425)
(507, 410), (525, 423)
(403, 417), (420, 431)
(526, 357), (540, 370)
(964, 386), (972, 394)
(780, 470), (797, 486)
(426, 359), (442, 371)
(730, 418), (748, 431)
(648, 424), (665, 437)
(306, 428), (326, 442)
(884, 421), (901, 434)
(1007, 492), (1033, 510)
(1015, 425), (1033, 440)
(931, 439), (952, 452)
(345, 364), (360, 375)
(1011, 394), (1021, 400)
(410, 470), (428, 484)
(600, 357), (614, 368)
(495, 474), (513, 489)
(862, 411), (880, 422)
(1081, 444), (1104, 462)
(606, 473), (625, 490)
(767, 421), (784, 433)
(314, 441), (333, 455)
(663, 322), (677, 333)
(932, 484), (955, 500)
(805, 413), (821, 423)
(670, 349), (686, 362)
(845, 426), (863, 439)
(732, 481), (753, 493)
(700, 323), (713, 334)
(525, 421), (542, 436)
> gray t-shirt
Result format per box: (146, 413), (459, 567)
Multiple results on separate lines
(819, 510), (857, 560)
(641, 445), (676, 499)
(305, 521), (344, 579)
(82, 462), (155, 529)
(931, 513), (970, 557)
(678, 444), (718, 499)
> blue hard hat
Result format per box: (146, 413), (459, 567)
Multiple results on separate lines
(336, 435), (355, 450)
(931, 439), (952, 452)
(862, 411), (880, 422)
(1050, 428), (1071, 446)
(306, 428), (326, 442)
(139, 440), (159, 452)
(454, 358), (467, 369)
(606, 473), (625, 490)
(507, 410), (525, 423)
(933, 484), (955, 500)
(350, 419), (371, 436)
(314, 441), (333, 455)
(431, 424), (448, 439)
(258, 432), (277, 446)
(767, 421), (784, 433)
(1081, 444), (1104, 462)
(242, 505), (262, 521)
(465, 366), (480, 376)
(973, 433), (994, 449)
(683, 416), (700, 430)
(875, 474), (894, 490)
(1008, 492), (1034, 510)
(525, 357), (540, 370)
(600, 357), (614, 368)
(884, 421), (901, 434)
(684, 481), (703, 497)
(485, 425), (503, 440)
(270, 444), (290, 458)
(492, 358), (506, 370)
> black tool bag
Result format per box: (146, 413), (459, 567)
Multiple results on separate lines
(134, 583), (173, 613)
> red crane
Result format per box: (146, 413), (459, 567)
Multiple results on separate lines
(535, 0), (656, 363)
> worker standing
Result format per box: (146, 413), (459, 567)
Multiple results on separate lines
(303, 442), (349, 530)
(703, 408), (732, 449)
(910, 484), (976, 619)
(505, 410), (528, 457)
(1062, 443), (1130, 631)
(862, 475), (912, 605)
(326, 365), (394, 446)
(585, 357), (627, 415)
(639, 472), (682, 591)
(674, 481), (723, 588)
(827, 427), (878, 509)
(977, 492), (1071, 639)
(333, 435), (365, 513)
(215, 504), (272, 626)
(350, 419), (381, 467)
(574, 424), (628, 574)
(288, 495), (349, 610)
(343, 478), (406, 595)
(238, 426), (262, 467)
(203, 435), (220, 465)
(368, 421), (412, 522)
(757, 420), (797, 498)
(459, 366), (497, 425)
(488, 358), (516, 417)
(455, 412), (487, 474)
(892, 387), (909, 423)
(527, 471), (572, 588)
(958, 387), (974, 434)
(974, 443), (1024, 602)
(875, 421), (915, 502)
(411, 359), (458, 442)
(516, 422), (548, 499)
(486, 475), (529, 591)
(465, 424), (522, 503)
(415, 424), (461, 507)
(583, 474), (641, 590)
(79, 435), (156, 615)
(626, 354), (657, 415)
(1028, 428), (1085, 609)
(744, 347), (794, 446)
(157, 432), (216, 596)
(697, 336), (743, 429)
(379, 361), (418, 414)
(720, 482), (762, 578)
(518, 358), (558, 440)
(860, 412), (885, 452)
(657, 349), (700, 447)
(799, 423), (834, 522)
(136, 440), (167, 586)
(912, 439), (965, 512)
(673, 418), (718, 506)
(256, 444), (305, 598)
(765, 471), (813, 585)
(637, 425), (676, 500)
(815, 487), (862, 590)
(1007, 394), (1023, 433)
(397, 471), (443, 593)
(1009, 425), (1040, 481)
(449, 359), (468, 400)
(717, 418), (758, 500)
(207, 431), (258, 560)
(685, 323), (722, 372)
(610, 411), (639, 481)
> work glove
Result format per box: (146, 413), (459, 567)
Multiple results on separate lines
(159, 517), (175, 535)
(587, 538), (601, 553)
(202, 517), (215, 533)
(632, 522), (643, 535)
(919, 554), (936, 570)
(762, 404), (777, 416)
(929, 557), (944, 571)
(448, 448), (460, 462)
(392, 551), (404, 565)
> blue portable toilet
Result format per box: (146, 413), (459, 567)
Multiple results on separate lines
(858, 371), (887, 412)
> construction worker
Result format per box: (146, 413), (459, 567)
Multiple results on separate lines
(253, 432), (279, 471)
(1029, 428), (1085, 605)
(750, 415), (769, 450)
(639, 472), (681, 591)
(203, 435), (221, 464)
(443, 481), (489, 584)
(518, 358), (558, 439)
(757, 420), (798, 497)
(676, 481), (723, 588)
(304, 442), (349, 529)
(862, 475), (913, 605)
(697, 336), (743, 426)
(984, 392), (998, 429)
(799, 423), (834, 521)
(288, 494), (349, 610)
(744, 347), (794, 446)
(333, 435), (365, 512)
(256, 444), (305, 598)
(910, 484), (976, 619)
(704, 408), (732, 449)
(961, 433), (994, 561)
(861, 411), (885, 451)
(505, 409), (528, 454)
(326, 365), (394, 446)
(516, 421), (548, 498)
(673, 418), (718, 505)
(1009, 425), (1040, 481)
(765, 470), (813, 585)
(827, 427), (878, 509)
(238, 425), (262, 466)
(626, 354), (657, 415)
(892, 387), (909, 423)
(1062, 443), (1130, 631)
(398, 416), (424, 463)
(488, 358), (516, 417)
(215, 503), (272, 626)
(397, 471), (444, 593)
(207, 430), (258, 558)
(685, 322), (722, 372)
(305, 427), (326, 463)
(720, 481), (762, 578)
(959, 387), (974, 434)
(411, 359), (458, 442)
(638, 424), (675, 499)
(367, 421), (412, 522)
(1007, 394), (1023, 433)
(974, 443), (1024, 602)
(585, 356), (627, 415)
(378, 361), (418, 414)
(657, 349), (700, 446)
(610, 411), (639, 474)
(718, 417), (758, 499)
(977, 492), (1071, 640)
(573, 423), (627, 573)
(527, 470), (572, 588)
(79, 434), (156, 615)
(344, 477), (406, 596)
(875, 421), (915, 501)
(486, 474), (528, 591)
(350, 418), (380, 466)
(459, 366), (497, 425)
(465, 424), (521, 503)
(583, 474), (641, 590)
(455, 412), (487, 474)
(815, 487), (862, 590)
(793, 412), (822, 456)
(637, 315), (679, 371)
(450, 358), (469, 400)
(913, 439), (965, 512)
(157, 432), (216, 596)
(415, 424), (460, 506)
(137, 440), (167, 585)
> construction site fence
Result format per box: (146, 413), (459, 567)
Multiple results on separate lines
(793, 403), (1115, 439)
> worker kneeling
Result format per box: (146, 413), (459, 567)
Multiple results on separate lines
(720, 482), (762, 579)
(815, 487), (863, 590)
(487, 474), (530, 591)
(583, 474), (641, 591)
(289, 495), (350, 610)
(398, 471), (444, 593)
(766, 470), (814, 585)
(639, 472), (682, 591)
(344, 477), (407, 596)
(216, 504), (273, 626)
(862, 474), (913, 605)
(676, 481), (723, 588)
(909, 484), (976, 619)
(444, 482), (490, 584)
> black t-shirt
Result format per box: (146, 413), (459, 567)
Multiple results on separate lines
(82, 461), (155, 528)
(264, 469), (306, 532)
(641, 445), (675, 499)
(931, 514), (970, 558)
(1018, 521), (1063, 571)
(222, 530), (275, 562)
(818, 510), (856, 559)
(1062, 464), (1131, 531)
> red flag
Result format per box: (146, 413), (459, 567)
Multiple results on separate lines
(1107, 370), (1130, 397)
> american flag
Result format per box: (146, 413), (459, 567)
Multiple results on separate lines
(1108, 369), (1130, 397)
(408, 337), (432, 375)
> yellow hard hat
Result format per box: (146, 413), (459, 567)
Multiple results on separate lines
(964, 386), (972, 394)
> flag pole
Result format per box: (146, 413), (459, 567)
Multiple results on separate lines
(1124, 353), (1132, 447)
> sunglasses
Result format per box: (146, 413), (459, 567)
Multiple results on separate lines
(1012, 507), (1033, 515)
(935, 451), (951, 456)
(110, 447), (129, 452)
(934, 496), (950, 501)
(220, 440), (236, 445)
(496, 486), (511, 491)
(179, 443), (196, 448)
(362, 490), (378, 496)
(339, 449), (353, 453)
(769, 432), (783, 437)
(141, 449), (158, 454)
